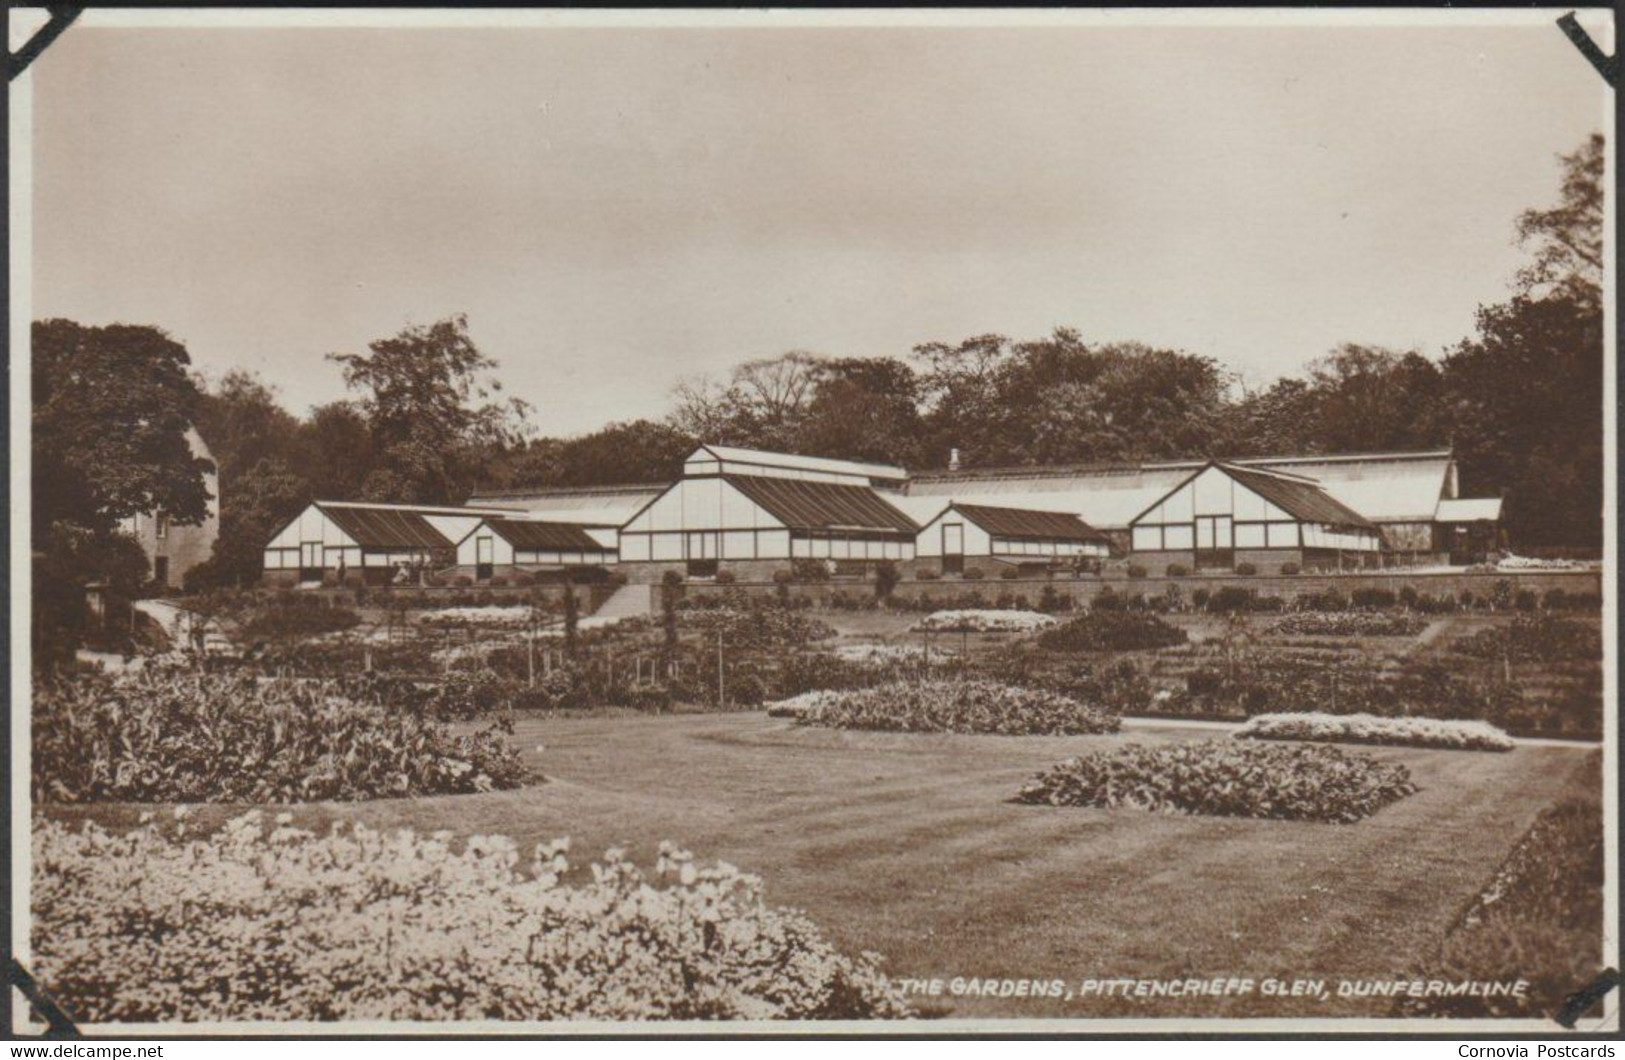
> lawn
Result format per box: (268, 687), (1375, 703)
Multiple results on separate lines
(45, 711), (1600, 1020)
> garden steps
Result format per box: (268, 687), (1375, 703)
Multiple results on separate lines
(592, 583), (657, 621)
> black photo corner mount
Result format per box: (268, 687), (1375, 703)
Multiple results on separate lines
(1556, 10), (1618, 89)
(7, 960), (81, 1038)
(8, 6), (81, 82)
(1554, 968), (1620, 1029)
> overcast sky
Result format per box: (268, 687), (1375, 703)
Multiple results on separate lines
(30, 15), (1613, 436)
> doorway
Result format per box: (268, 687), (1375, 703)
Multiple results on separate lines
(941, 522), (964, 575)
(475, 535), (494, 582)
(1194, 515), (1234, 570)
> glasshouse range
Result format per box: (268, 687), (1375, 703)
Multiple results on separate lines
(261, 443), (1505, 586)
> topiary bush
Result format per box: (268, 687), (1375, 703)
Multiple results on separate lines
(799, 679), (1120, 736)
(962, 568), (986, 580)
(1126, 565), (1147, 579)
(1234, 562), (1257, 576)
(1280, 562), (1301, 576)
(32, 815), (912, 1022)
(1165, 564), (1189, 578)
(1017, 738), (1416, 823)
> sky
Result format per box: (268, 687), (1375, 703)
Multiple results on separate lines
(29, 13), (1614, 437)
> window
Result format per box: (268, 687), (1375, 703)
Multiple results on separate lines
(155, 512), (169, 539)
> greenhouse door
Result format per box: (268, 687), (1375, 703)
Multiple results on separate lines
(299, 542), (323, 582)
(941, 522), (964, 575)
(1195, 516), (1234, 570)
(475, 535), (494, 581)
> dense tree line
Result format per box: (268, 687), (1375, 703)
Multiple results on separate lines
(33, 134), (1603, 634)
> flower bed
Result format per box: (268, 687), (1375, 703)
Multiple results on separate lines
(32, 814), (911, 1022)
(32, 673), (529, 803)
(910, 610), (1058, 634)
(418, 605), (536, 628)
(764, 689), (848, 719)
(1452, 614), (1602, 663)
(798, 680), (1119, 735)
(1400, 797), (1603, 1017)
(1269, 612), (1427, 637)
(1234, 712), (1515, 752)
(1037, 610), (1187, 652)
(830, 643), (957, 663)
(1016, 739), (1416, 823)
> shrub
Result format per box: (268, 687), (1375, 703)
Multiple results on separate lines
(1350, 587), (1396, 609)
(916, 569), (941, 581)
(1269, 612), (1426, 637)
(1038, 585), (1062, 613)
(962, 568), (986, 581)
(1017, 739), (1416, 823)
(1514, 589), (1538, 612)
(771, 568), (792, 585)
(1280, 562), (1300, 576)
(873, 560), (900, 599)
(1234, 712), (1514, 752)
(1206, 586), (1256, 613)
(32, 815), (911, 1022)
(685, 602), (836, 649)
(1165, 564), (1188, 578)
(1294, 588), (1349, 612)
(1234, 562), (1257, 576)
(911, 609), (1058, 634)
(1452, 614), (1602, 663)
(1541, 587), (1567, 610)
(1400, 798), (1603, 1018)
(1190, 588), (1210, 612)
(1398, 585), (1419, 609)
(791, 558), (831, 583)
(452, 575), (474, 588)
(1037, 610), (1186, 653)
(1489, 578), (1516, 611)
(714, 569), (737, 585)
(226, 594), (361, 641)
(1126, 564), (1147, 579)
(32, 672), (530, 803)
(800, 680), (1120, 736)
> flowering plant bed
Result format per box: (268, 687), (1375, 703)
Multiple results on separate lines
(1234, 712), (1514, 752)
(1036, 610), (1187, 652)
(798, 679), (1119, 735)
(32, 814), (911, 1022)
(418, 605), (537, 628)
(1269, 612), (1427, 637)
(1017, 738), (1416, 823)
(830, 642), (956, 663)
(32, 673), (529, 803)
(764, 689), (848, 718)
(910, 610), (1058, 634)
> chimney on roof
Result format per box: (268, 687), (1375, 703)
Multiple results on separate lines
(949, 447), (961, 471)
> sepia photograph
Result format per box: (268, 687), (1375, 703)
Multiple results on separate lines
(6, 6), (1617, 1037)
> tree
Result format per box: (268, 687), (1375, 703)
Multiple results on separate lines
(33, 320), (213, 536)
(32, 319), (215, 659)
(1445, 293), (1602, 548)
(795, 358), (925, 467)
(1444, 132), (1605, 549)
(1301, 344), (1448, 453)
(670, 351), (825, 450)
(296, 401), (375, 500)
(188, 457), (310, 588)
(1514, 133), (1603, 309)
(328, 315), (529, 504)
(192, 370), (303, 482)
